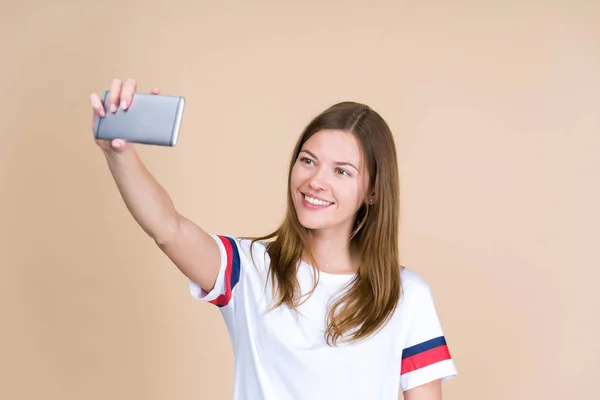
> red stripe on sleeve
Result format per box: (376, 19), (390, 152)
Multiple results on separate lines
(401, 345), (452, 375)
(209, 236), (233, 307)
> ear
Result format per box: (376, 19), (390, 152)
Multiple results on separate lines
(367, 193), (376, 205)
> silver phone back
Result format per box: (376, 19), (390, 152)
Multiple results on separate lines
(94, 91), (185, 146)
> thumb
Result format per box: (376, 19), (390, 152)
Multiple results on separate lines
(111, 139), (129, 152)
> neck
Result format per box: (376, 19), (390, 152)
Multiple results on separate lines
(305, 227), (358, 275)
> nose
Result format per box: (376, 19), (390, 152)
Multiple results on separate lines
(308, 169), (328, 191)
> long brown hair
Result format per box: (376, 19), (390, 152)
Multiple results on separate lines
(251, 101), (401, 346)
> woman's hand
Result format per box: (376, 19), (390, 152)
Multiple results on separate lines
(89, 78), (161, 154)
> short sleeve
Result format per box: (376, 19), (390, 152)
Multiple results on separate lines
(399, 277), (458, 392)
(189, 234), (241, 308)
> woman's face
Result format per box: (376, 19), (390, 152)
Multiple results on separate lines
(290, 129), (370, 237)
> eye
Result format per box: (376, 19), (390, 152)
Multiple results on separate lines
(299, 157), (314, 166)
(335, 168), (351, 177)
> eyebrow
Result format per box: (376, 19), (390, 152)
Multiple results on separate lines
(300, 149), (359, 172)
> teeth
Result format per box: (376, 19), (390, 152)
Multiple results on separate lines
(304, 194), (332, 206)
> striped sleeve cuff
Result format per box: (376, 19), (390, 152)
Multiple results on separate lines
(400, 336), (457, 391)
(189, 234), (241, 308)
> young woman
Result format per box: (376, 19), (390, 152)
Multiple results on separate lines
(89, 78), (457, 400)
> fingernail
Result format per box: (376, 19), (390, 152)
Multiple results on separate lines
(99, 110), (105, 117)
(121, 100), (127, 109)
(110, 104), (117, 112)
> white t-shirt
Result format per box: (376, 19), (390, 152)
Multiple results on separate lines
(190, 234), (457, 399)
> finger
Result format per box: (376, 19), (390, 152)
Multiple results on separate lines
(111, 139), (128, 151)
(89, 92), (105, 117)
(150, 88), (161, 95)
(108, 78), (123, 113)
(120, 78), (137, 110)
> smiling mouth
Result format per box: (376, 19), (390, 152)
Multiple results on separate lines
(302, 193), (334, 207)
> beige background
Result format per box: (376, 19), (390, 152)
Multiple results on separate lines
(1, 1), (598, 399)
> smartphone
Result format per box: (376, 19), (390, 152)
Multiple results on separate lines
(93, 91), (185, 146)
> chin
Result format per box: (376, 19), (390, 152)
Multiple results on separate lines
(295, 210), (324, 230)
(295, 208), (345, 232)
(297, 217), (327, 231)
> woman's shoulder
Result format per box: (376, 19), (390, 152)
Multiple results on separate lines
(398, 266), (436, 304)
(239, 236), (270, 255)
(400, 266), (431, 290)
(212, 234), (268, 252)
(215, 234), (271, 267)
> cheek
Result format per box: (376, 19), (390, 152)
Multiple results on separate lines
(289, 165), (304, 189)
(291, 164), (312, 185)
(334, 182), (363, 207)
